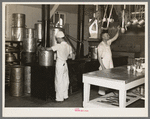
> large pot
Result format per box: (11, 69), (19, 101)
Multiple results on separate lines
(10, 82), (24, 97)
(12, 13), (26, 28)
(90, 46), (98, 60)
(10, 65), (24, 82)
(23, 38), (36, 52)
(24, 28), (35, 38)
(39, 49), (54, 66)
(34, 23), (42, 40)
(9, 65), (24, 97)
(11, 27), (25, 41)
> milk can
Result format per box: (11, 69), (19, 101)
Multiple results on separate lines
(12, 13), (26, 28)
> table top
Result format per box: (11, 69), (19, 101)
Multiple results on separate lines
(83, 65), (145, 84)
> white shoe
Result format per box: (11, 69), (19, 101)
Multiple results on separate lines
(98, 90), (106, 96)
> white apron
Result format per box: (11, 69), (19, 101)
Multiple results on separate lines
(99, 41), (114, 70)
(55, 58), (69, 101)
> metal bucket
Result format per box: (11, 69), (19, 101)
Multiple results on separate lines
(24, 28), (35, 38)
(11, 27), (25, 41)
(90, 46), (98, 60)
(10, 65), (24, 97)
(21, 52), (36, 64)
(39, 49), (54, 66)
(10, 82), (24, 97)
(12, 13), (26, 28)
(10, 65), (24, 82)
(23, 38), (36, 52)
(24, 66), (31, 94)
(34, 23), (42, 40)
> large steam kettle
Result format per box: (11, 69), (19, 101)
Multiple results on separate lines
(38, 48), (54, 66)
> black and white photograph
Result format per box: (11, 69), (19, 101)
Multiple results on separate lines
(2, 1), (148, 117)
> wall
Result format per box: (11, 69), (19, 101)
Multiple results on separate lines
(111, 30), (145, 57)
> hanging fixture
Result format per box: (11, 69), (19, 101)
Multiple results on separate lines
(137, 6), (145, 27)
(125, 5), (132, 28)
(102, 5), (108, 27)
(121, 5), (126, 33)
(131, 5), (138, 26)
(107, 5), (114, 28)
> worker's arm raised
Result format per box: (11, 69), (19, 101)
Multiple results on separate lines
(109, 26), (120, 42)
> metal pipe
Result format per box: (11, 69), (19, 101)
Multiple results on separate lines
(76, 5), (85, 59)
(42, 5), (50, 47)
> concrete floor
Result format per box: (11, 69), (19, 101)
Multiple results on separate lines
(5, 86), (144, 108)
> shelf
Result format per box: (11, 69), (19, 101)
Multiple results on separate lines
(84, 92), (143, 108)
(6, 41), (23, 43)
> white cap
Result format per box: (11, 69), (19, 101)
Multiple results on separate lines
(55, 31), (65, 38)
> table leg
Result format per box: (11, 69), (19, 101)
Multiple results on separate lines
(83, 83), (91, 107)
(119, 90), (126, 108)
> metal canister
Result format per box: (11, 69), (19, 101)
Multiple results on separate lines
(10, 65), (24, 82)
(24, 28), (35, 38)
(9, 65), (24, 97)
(24, 66), (31, 94)
(39, 49), (54, 66)
(90, 46), (98, 60)
(10, 82), (24, 97)
(12, 13), (26, 28)
(23, 38), (36, 52)
(11, 27), (25, 41)
(34, 23), (42, 40)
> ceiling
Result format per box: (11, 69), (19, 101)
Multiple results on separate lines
(22, 4), (95, 14)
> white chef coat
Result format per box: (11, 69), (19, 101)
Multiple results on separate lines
(98, 40), (114, 70)
(51, 41), (72, 101)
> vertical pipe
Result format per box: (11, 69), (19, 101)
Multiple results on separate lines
(76, 5), (81, 59)
(81, 5), (85, 58)
(76, 5), (85, 59)
(42, 5), (50, 47)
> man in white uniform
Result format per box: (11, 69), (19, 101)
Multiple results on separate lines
(47, 31), (74, 102)
(97, 26), (120, 95)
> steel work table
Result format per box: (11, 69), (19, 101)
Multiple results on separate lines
(83, 66), (145, 108)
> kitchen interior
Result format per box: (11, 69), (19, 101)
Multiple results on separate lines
(4, 3), (146, 110)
